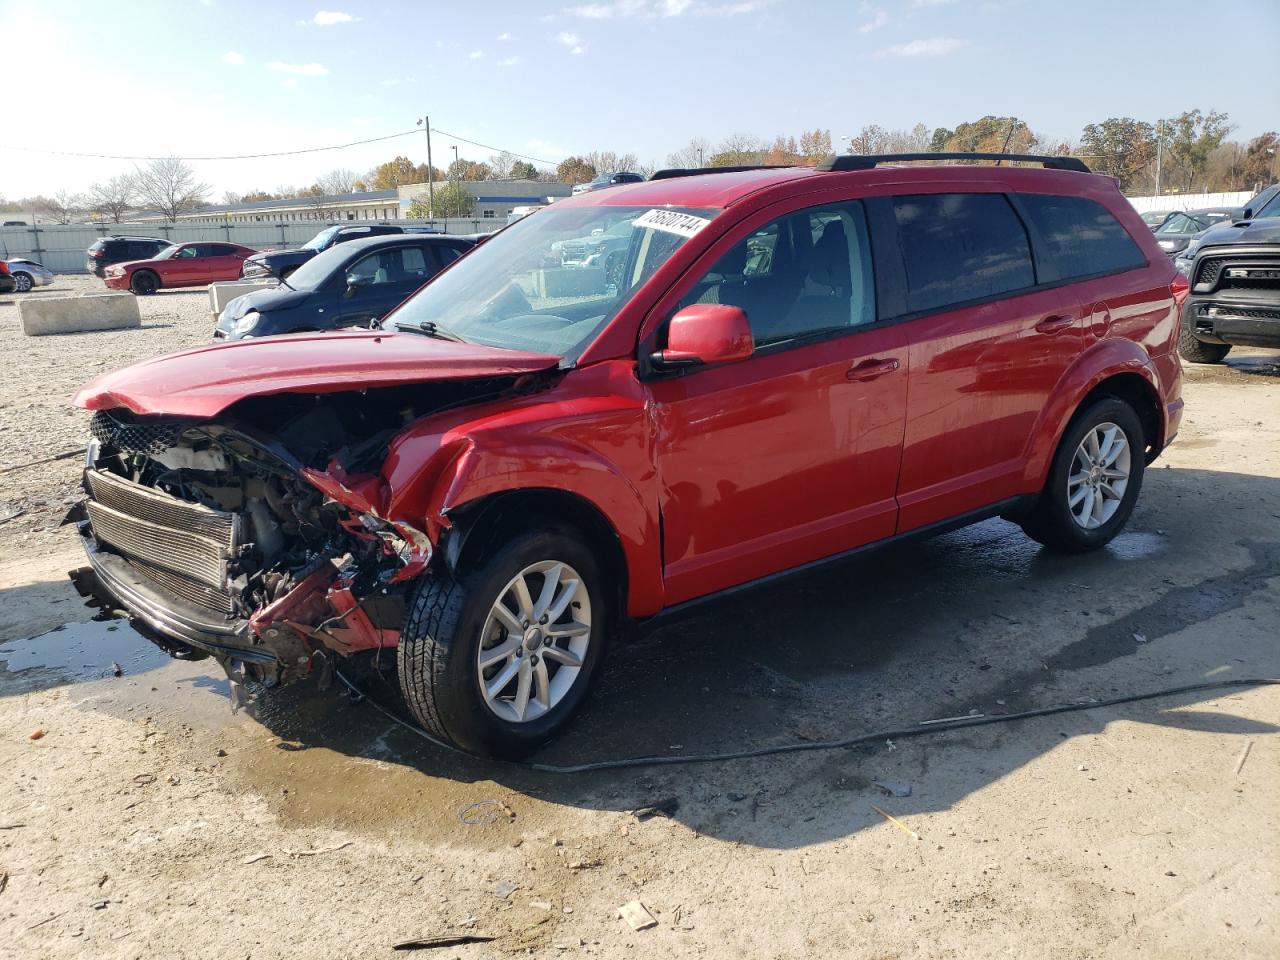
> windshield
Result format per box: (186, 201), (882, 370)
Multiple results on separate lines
(301, 226), (340, 252)
(1257, 194), (1280, 219)
(383, 204), (716, 360)
(280, 239), (361, 290)
(1157, 213), (1207, 235)
(155, 244), (180, 259)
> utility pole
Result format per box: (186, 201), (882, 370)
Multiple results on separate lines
(418, 115), (435, 217)
(1154, 119), (1165, 197)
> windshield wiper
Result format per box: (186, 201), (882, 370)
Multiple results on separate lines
(394, 318), (465, 342)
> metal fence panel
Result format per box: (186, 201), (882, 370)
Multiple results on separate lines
(0, 219), (503, 274)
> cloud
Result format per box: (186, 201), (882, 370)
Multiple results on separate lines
(500, 56), (520, 67)
(312, 10), (358, 25)
(565, 0), (766, 17)
(468, 50), (484, 59)
(497, 31), (512, 40)
(913, 0), (956, 6)
(269, 61), (330, 76)
(280, 78), (299, 90)
(858, 9), (888, 32)
(872, 36), (967, 57)
(221, 51), (245, 65)
(557, 31), (587, 53)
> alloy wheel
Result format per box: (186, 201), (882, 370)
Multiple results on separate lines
(476, 559), (592, 723)
(1068, 421), (1131, 529)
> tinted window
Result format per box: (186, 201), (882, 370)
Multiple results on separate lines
(348, 246), (434, 285)
(892, 193), (1034, 314)
(680, 201), (876, 348)
(436, 245), (464, 266)
(1019, 194), (1146, 281)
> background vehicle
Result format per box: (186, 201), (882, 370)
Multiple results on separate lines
(241, 224), (409, 280)
(0, 261), (14, 295)
(86, 236), (170, 276)
(1244, 183), (1280, 218)
(2, 219), (27, 227)
(570, 171), (646, 195)
(1177, 216), (1280, 363)
(104, 241), (255, 294)
(217, 234), (475, 340)
(1141, 210), (1174, 230)
(72, 154), (1182, 758)
(3, 257), (53, 291)
(1153, 208), (1237, 256)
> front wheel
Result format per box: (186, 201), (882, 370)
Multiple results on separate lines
(13, 272), (33, 293)
(1021, 397), (1146, 553)
(130, 271), (159, 295)
(397, 526), (609, 758)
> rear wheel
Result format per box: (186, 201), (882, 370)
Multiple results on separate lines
(130, 271), (159, 295)
(1021, 397), (1146, 553)
(1177, 314), (1230, 363)
(397, 526), (609, 758)
(12, 272), (33, 293)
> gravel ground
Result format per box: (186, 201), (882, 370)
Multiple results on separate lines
(0, 276), (214, 562)
(0, 277), (1278, 959)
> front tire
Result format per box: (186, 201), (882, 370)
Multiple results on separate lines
(13, 272), (33, 293)
(1178, 315), (1230, 364)
(1021, 397), (1146, 553)
(397, 526), (609, 758)
(131, 271), (159, 295)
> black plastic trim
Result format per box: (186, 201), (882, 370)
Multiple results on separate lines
(816, 153), (1091, 174)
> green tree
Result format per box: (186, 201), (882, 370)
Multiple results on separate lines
(509, 160), (539, 180)
(446, 159), (492, 181)
(1163, 109), (1234, 192)
(434, 181), (475, 217)
(1080, 118), (1155, 191)
(929, 127), (952, 152)
(556, 156), (596, 183)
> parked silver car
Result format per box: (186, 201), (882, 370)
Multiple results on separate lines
(4, 258), (54, 291)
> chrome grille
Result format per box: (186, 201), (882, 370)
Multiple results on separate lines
(128, 557), (236, 616)
(87, 469), (234, 542)
(87, 501), (230, 588)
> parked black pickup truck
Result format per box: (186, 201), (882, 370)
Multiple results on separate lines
(1179, 216), (1280, 363)
(241, 223), (435, 280)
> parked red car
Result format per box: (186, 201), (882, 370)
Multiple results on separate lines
(103, 241), (256, 294)
(71, 154), (1183, 757)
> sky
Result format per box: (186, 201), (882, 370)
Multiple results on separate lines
(2, 0), (1277, 201)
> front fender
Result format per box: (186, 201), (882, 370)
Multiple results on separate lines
(1022, 337), (1163, 488)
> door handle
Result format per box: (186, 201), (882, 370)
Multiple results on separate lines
(846, 358), (900, 382)
(1034, 314), (1074, 335)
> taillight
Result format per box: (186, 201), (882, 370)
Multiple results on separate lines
(1171, 272), (1189, 306)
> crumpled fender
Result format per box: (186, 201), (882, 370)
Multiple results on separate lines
(1022, 337), (1164, 487)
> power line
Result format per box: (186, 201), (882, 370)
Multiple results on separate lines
(428, 126), (557, 166)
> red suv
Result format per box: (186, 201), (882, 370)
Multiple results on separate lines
(103, 241), (256, 294)
(71, 154), (1183, 758)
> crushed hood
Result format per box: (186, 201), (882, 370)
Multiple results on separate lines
(74, 330), (561, 418)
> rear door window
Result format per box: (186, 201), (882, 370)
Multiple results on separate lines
(1018, 194), (1146, 282)
(891, 193), (1035, 314)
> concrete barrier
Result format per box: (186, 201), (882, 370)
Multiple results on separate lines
(210, 279), (277, 318)
(19, 293), (141, 336)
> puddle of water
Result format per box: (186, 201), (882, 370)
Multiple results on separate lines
(1105, 531), (1168, 561)
(0, 620), (171, 682)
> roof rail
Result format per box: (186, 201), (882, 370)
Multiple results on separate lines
(815, 152), (1091, 174)
(649, 165), (791, 180)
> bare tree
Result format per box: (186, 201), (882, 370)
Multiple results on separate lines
(666, 137), (711, 168)
(86, 175), (136, 223)
(488, 151), (517, 180)
(39, 190), (84, 224)
(132, 157), (209, 223)
(315, 168), (358, 195)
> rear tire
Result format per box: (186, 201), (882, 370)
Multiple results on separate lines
(131, 271), (159, 295)
(13, 272), (33, 293)
(1021, 397), (1146, 553)
(1177, 315), (1230, 364)
(397, 525), (609, 758)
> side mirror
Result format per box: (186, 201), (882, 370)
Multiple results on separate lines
(345, 273), (372, 298)
(1242, 207), (1254, 220)
(651, 303), (753, 371)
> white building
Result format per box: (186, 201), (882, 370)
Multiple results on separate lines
(397, 179), (573, 221)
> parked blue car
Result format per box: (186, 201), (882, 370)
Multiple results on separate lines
(216, 234), (475, 341)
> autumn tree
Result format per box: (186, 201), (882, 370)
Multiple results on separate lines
(1080, 118), (1155, 191)
(370, 156), (423, 189)
(1162, 109), (1234, 193)
(1240, 132), (1279, 191)
(556, 156), (596, 184)
(446, 159), (492, 181)
(86, 176), (136, 223)
(707, 133), (765, 167)
(941, 116), (1038, 155)
(797, 128), (833, 164)
(765, 135), (799, 165)
(132, 157), (209, 222)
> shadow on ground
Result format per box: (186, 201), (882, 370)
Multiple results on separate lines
(4, 467), (1278, 848)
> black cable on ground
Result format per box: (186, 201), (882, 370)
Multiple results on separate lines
(333, 671), (1279, 775)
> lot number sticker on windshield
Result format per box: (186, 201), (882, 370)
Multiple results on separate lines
(633, 209), (711, 238)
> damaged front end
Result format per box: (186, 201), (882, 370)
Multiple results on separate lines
(67, 383), (501, 690)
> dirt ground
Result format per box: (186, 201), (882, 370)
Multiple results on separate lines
(1, 277), (1278, 960)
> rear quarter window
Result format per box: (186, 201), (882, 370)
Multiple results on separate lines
(1018, 194), (1146, 282)
(891, 193), (1035, 314)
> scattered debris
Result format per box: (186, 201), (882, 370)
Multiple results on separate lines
(562, 906), (574, 915)
(393, 934), (496, 951)
(110, 661), (123, 678)
(457, 799), (516, 826)
(132, 773), (157, 786)
(493, 880), (519, 899)
(241, 854), (272, 865)
(1234, 740), (1254, 778)
(91, 900), (110, 910)
(873, 780), (912, 798)
(0, 824), (26, 830)
(1077, 765), (1088, 772)
(1133, 632), (1148, 644)
(166, 775), (181, 786)
(631, 797), (679, 821)
(1164, 870), (1177, 877)
(0, 447), (87, 475)
(0, 871), (8, 895)
(26, 911), (65, 930)
(286, 841), (352, 857)
(870, 804), (920, 842)
(530, 900), (553, 912)
(567, 858), (604, 871)
(618, 900), (658, 931)
(920, 713), (983, 726)
(29, 729), (45, 741)
(0, 506), (24, 524)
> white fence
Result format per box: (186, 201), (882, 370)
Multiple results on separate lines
(0, 218), (503, 275)
(1125, 191), (1253, 214)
